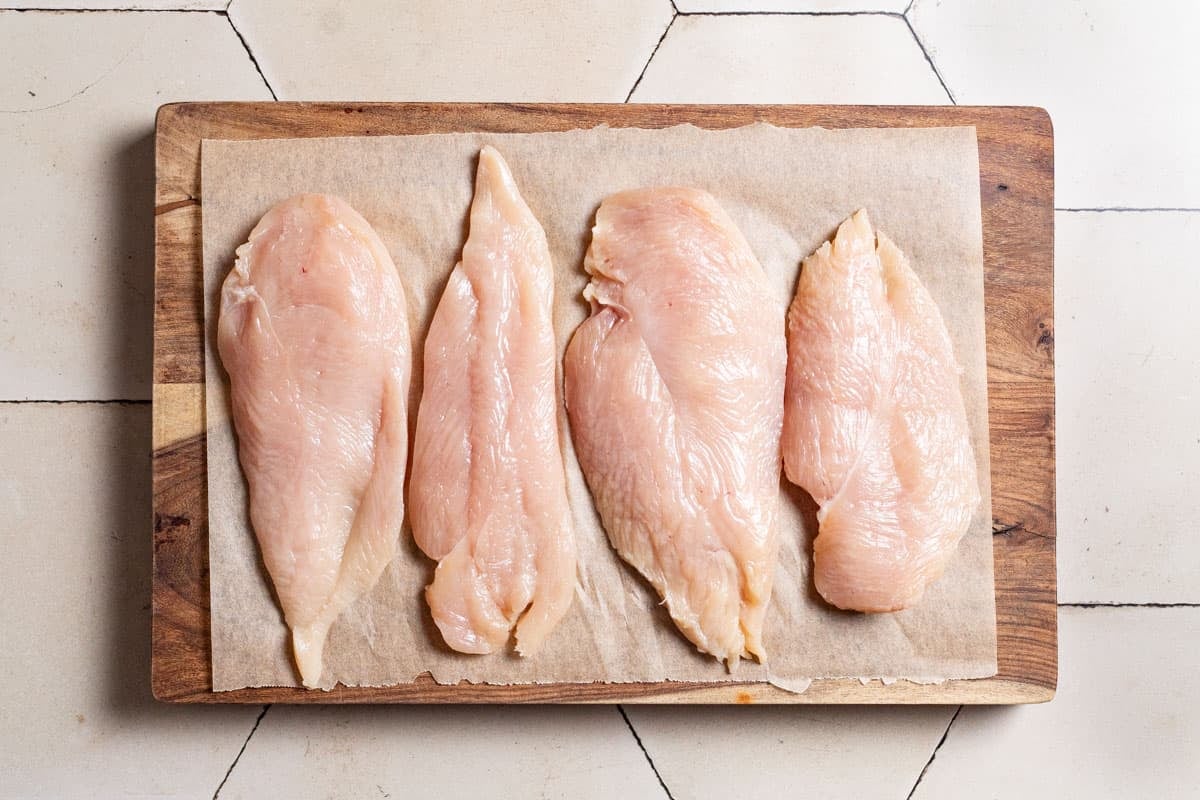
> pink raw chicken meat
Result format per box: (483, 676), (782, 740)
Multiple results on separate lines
(410, 146), (577, 656)
(783, 209), (980, 613)
(564, 187), (786, 667)
(218, 194), (411, 688)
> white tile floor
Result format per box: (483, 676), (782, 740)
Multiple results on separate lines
(1, 2), (1197, 798)
(1056, 212), (1200, 603)
(0, 404), (261, 798)
(0, 10), (270, 400)
(218, 706), (663, 800)
(909, 0), (1200, 209)
(912, 608), (1200, 799)
(228, 0), (674, 102)
(626, 704), (958, 799)
(631, 14), (948, 103)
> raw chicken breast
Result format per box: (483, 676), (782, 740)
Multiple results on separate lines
(564, 188), (786, 667)
(217, 194), (410, 688)
(783, 209), (980, 613)
(410, 146), (576, 656)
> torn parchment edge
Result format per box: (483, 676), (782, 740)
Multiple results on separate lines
(217, 672), (983, 696)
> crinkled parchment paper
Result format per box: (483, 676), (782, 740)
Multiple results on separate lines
(201, 123), (996, 692)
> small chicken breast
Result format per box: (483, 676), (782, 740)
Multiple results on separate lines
(783, 209), (980, 612)
(217, 194), (410, 688)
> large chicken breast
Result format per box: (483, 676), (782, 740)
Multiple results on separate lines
(218, 193), (410, 688)
(564, 187), (786, 667)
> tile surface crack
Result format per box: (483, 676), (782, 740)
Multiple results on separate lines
(906, 705), (961, 799)
(212, 704), (270, 799)
(618, 706), (676, 800)
(0, 37), (135, 114)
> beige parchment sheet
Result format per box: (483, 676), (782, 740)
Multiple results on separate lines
(201, 123), (996, 692)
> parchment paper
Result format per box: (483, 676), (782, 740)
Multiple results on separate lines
(201, 123), (996, 692)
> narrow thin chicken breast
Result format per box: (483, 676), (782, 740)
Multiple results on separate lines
(783, 209), (980, 612)
(217, 194), (410, 688)
(410, 146), (576, 656)
(564, 188), (786, 667)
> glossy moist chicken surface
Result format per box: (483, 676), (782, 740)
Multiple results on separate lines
(782, 209), (980, 613)
(410, 146), (577, 656)
(564, 187), (786, 668)
(218, 193), (411, 688)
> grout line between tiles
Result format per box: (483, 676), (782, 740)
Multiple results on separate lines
(905, 705), (961, 800)
(1057, 206), (1200, 213)
(222, 8), (276, 100)
(676, 10), (906, 17)
(617, 706), (677, 800)
(1060, 602), (1200, 608)
(625, 11), (676, 103)
(0, 398), (150, 405)
(901, 12), (955, 104)
(1, 6), (220, 10)
(212, 704), (271, 800)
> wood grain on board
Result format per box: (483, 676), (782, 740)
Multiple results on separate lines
(152, 103), (1055, 704)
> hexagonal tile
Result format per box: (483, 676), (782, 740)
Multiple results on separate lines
(1057, 211), (1200, 603)
(626, 703), (956, 799)
(0, 10), (271, 401)
(0, 404), (261, 797)
(913, 607), (1200, 799)
(220, 705), (664, 799)
(630, 14), (949, 103)
(910, 0), (1200, 208)
(228, 0), (673, 101)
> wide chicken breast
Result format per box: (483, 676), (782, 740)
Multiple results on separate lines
(217, 193), (410, 688)
(564, 187), (786, 667)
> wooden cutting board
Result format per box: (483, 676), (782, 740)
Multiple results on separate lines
(152, 103), (1055, 704)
